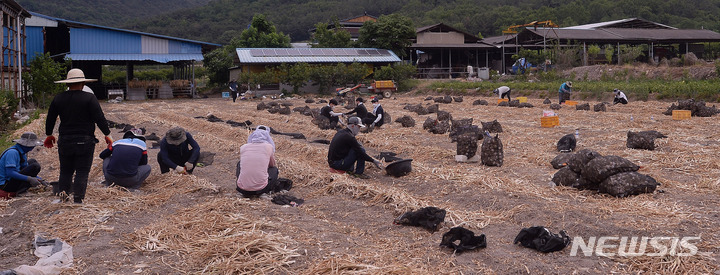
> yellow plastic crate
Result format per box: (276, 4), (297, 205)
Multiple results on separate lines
(517, 97), (527, 103)
(672, 110), (691, 120)
(374, 80), (395, 89)
(497, 98), (509, 104)
(541, 116), (559, 128)
(564, 100), (578, 106)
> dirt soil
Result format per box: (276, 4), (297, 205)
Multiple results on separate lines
(1, 92), (719, 274)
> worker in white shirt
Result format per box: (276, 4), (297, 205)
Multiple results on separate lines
(613, 89), (628, 105)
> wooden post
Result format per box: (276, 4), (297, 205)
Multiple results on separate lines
(583, 42), (587, 66)
(1, 10), (4, 93)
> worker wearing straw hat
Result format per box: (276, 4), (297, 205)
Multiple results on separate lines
(45, 68), (113, 204)
(327, 116), (384, 179)
(0, 132), (45, 199)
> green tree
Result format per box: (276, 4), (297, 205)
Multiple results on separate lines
(277, 63), (311, 93)
(374, 63), (417, 91)
(307, 65), (335, 94)
(358, 14), (415, 58)
(0, 89), (19, 133)
(238, 14), (291, 48)
(312, 19), (353, 48)
(22, 53), (70, 108)
(203, 46), (235, 86)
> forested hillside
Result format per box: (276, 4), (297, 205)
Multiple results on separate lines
(15, 0), (210, 27)
(17, 0), (720, 44)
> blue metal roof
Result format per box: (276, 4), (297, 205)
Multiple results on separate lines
(28, 12), (221, 47)
(66, 53), (204, 63)
(235, 48), (401, 63)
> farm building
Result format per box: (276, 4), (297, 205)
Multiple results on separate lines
(409, 23), (497, 79)
(231, 47), (401, 94)
(25, 12), (220, 99)
(1, 0), (30, 98)
(413, 18), (720, 77)
(309, 13), (377, 41)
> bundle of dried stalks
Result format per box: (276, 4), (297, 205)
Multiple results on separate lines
(129, 197), (300, 273)
(612, 253), (718, 274)
(307, 257), (416, 274)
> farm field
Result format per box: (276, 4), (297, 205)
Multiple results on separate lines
(1, 93), (719, 274)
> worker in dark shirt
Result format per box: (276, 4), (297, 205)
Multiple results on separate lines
(364, 97), (385, 128)
(345, 97), (369, 119)
(320, 99), (344, 129)
(45, 68), (112, 204)
(327, 116), (383, 179)
(158, 127), (201, 174)
(99, 129), (150, 190)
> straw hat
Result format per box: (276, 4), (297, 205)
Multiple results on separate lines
(54, 68), (97, 84)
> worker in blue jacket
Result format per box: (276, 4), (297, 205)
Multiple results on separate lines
(0, 132), (43, 198)
(100, 129), (151, 189)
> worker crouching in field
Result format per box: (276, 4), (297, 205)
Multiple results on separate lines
(0, 132), (44, 199)
(328, 117), (384, 179)
(364, 98), (385, 128)
(100, 129), (151, 190)
(158, 127), (200, 174)
(320, 99), (344, 129)
(236, 126), (280, 197)
(613, 89), (628, 105)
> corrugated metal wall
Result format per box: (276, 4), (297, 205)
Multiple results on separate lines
(26, 26), (44, 62)
(141, 35), (168, 54)
(168, 40), (202, 54)
(70, 28), (141, 53)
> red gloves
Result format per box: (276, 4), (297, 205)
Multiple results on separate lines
(44, 136), (56, 148)
(104, 135), (114, 149)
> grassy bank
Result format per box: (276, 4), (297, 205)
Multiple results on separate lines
(424, 79), (720, 102)
(0, 110), (43, 149)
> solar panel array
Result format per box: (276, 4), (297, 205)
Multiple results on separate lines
(249, 48), (391, 57)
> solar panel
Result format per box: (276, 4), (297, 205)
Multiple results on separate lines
(321, 49), (335, 56)
(342, 49), (355, 56)
(331, 48), (345, 56)
(366, 49), (380, 55)
(274, 49), (289, 56)
(298, 48), (313, 56)
(262, 49), (276, 56)
(376, 49), (391, 56)
(287, 48), (301, 56)
(249, 49), (264, 56)
(357, 49), (370, 55)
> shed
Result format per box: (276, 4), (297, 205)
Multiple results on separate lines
(409, 23), (497, 78)
(232, 47), (400, 94)
(25, 12), (220, 99)
(483, 18), (720, 69)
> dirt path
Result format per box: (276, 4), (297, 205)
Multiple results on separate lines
(1, 93), (719, 274)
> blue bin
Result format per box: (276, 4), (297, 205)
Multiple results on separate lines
(222, 92), (230, 98)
